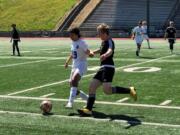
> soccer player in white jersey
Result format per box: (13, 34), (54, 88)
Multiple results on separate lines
(142, 21), (151, 49)
(65, 28), (93, 108)
(132, 21), (143, 56)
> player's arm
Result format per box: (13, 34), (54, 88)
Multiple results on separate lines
(131, 28), (135, 40)
(164, 32), (167, 40)
(100, 48), (113, 61)
(65, 54), (72, 68)
(85, 49), (94, 57)
(164, 29), (168, 40)
(93, 49), (100, 54)
(10, 31), (13, 42)
(174, 29), (176, 41)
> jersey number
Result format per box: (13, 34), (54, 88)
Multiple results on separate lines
(72, 51), (77, 59)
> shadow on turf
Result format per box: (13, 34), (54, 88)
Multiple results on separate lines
(69, 111), (142, 129)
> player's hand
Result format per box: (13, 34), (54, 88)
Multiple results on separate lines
(89, 51), (94, 57)
(100, 54), (106, 61)
(64, 62), (68, 69)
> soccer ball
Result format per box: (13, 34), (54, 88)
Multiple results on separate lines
(40, 100), (52, 114)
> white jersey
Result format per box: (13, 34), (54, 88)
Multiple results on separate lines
(133, 26), (143, 44)
(142, 25), (147, 34)
(142, 25), (149, 40)
(71, 39), (88, 68)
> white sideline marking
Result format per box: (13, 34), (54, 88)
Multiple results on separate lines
(40, 93), (55, 98)
(0, 110), (180, 128)
(159, 100), (172, 106)
(116, 97), (129, 103)
(7, 54), (175, 96)
(1, 95), (180, 110)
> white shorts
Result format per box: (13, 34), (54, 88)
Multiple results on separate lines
(143, 35), (149, 40)
(135, 37), (143, 44)
(69, 62), (87, 82)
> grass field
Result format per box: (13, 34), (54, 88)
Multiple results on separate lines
(0, 0), (77, 31)
(0, 38), (180, 134)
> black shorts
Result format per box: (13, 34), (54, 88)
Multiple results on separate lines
(168, 39), (175, 44)
(13, 40), (19, 45)
(93, 67), (115, 83)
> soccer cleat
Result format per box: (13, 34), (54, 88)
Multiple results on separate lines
(77, 108), (92, 116)
(65, 102), (73, 108)
(130, 87), (137, 101)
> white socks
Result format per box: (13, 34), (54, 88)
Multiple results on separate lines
(68, 87), (77, 104)
(68, 88), (88, 103)
(79, 90), (89, 100)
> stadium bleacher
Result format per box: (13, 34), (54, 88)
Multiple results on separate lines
(78, 0), (179, 37)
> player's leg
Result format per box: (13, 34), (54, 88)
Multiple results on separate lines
(145, 35), (151, 49)
(15, 42), (21, 56)
(102, 67), (137, 100)
(147, 39), (151, 49)
(102, 83), (137, 101)
(169, 40), (174, 54)
(12, 41), (16, 56)
(78, 68), (103, 115)
(66, 69), (81, 108)
(136, 43), (141, 56)
(78, 78), (101, 115)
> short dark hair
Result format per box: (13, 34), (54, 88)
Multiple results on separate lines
(97, 23), (110, 35)
(138, 20), (143, 25)
(11, 24), (16, 27)
(69, 27), (81, 38)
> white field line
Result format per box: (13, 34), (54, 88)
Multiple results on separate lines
(7, 79), (70, 96)
(7, 54), (175, 96)
(159, 100), (172, 106)
(116, 97), (129, 103)
(0, 57), (66, 68)
(0, 110), (180, 128)
(1, 95), (180, 110)
(40, 93), (55, 98)
(0, 56), (66, 60)
(0, 60), (48, 68)
(0, 56), (180, 63)
(40, 48), (58, 51)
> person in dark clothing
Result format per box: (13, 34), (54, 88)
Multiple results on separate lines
(164, 21), (176, 54)
(77, 23), (137, 116)
(10, 24), (21, 56)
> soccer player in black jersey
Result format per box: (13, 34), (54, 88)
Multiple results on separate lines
(78, 23), (137, 116)
(10, 24), (21, 56)
(164, 21), (176, 54)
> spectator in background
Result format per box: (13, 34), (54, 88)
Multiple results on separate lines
(10, 24), (21, 56)
(164, 21), (176, 54)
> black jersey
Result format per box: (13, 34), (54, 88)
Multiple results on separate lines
(11, 28), (20, 40)
(166, 26), (176, 38)
(100, 39), (115, 66)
